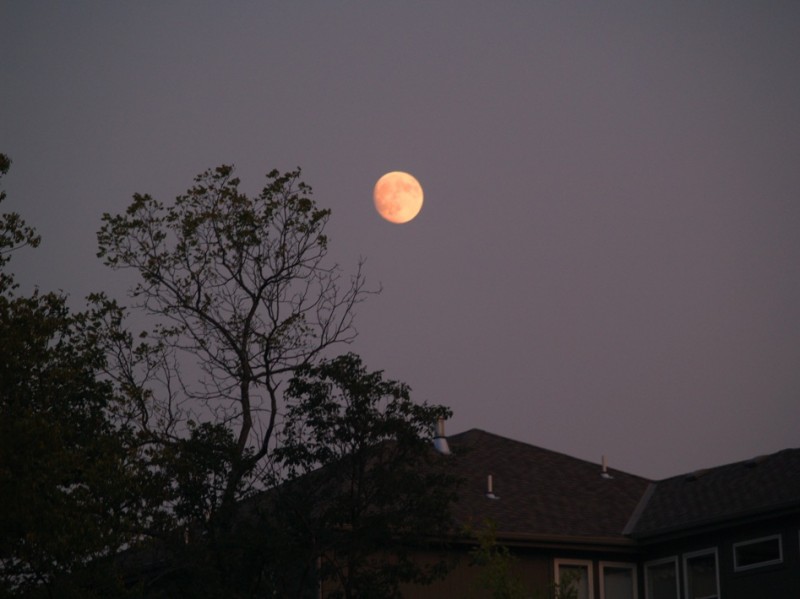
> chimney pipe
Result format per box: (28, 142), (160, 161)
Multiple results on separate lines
(433, 418), (451, 455)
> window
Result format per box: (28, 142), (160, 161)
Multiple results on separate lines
(645, 557), (678, 599)
(683, 549), (719, 599)
(733, 535), (782, 571)
(600, 562), (637, 599)
(555, 559), (594, 599)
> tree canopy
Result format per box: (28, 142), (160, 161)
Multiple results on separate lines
(271, 353), (457, 598)
(96, 165), (373, 514)
(0, 155), (146, 597)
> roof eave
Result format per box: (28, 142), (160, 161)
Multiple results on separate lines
(629, 501), (800, 543)
(449, 530), (639, 553)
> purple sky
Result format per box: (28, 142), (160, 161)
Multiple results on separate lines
(2, 3), (799, 480)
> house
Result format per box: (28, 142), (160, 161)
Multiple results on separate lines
(112, 427), (800, 598)
(401, 429), (800, 599)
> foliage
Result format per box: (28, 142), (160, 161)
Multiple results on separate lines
(469, 521), (531, 599)
(0, 156), (143, 597)
(0, 154), (40, 294)
(554, 570), (580, 599)
(266, 353), (458, 598)
(469, 521), (579, 599)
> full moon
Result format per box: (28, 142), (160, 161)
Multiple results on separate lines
(373, 171), (424, 224)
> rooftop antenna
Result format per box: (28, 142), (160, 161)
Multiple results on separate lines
(433, 418), (451, 455)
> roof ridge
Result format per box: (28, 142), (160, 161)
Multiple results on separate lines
(653, 446), (800, 483)
(448, 428), (650, 482)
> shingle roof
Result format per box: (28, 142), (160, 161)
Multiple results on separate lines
(627, 448), (800, 539)
(444, 429), (651, 543)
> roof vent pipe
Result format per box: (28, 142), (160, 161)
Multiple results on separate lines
(485, 474), (499, 500)
(601, 455), (613, 479)
(433, 418), (451, 455)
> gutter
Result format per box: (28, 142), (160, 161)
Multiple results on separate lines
(448, 530), (639, 553)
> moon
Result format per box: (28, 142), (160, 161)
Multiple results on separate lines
(373, 171), (424, 224)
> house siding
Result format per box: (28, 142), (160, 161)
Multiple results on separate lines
(399, 547), (552, 598)
(637, 514), (800, 599)
(719, 517), (800, 599)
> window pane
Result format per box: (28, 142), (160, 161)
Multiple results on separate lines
(560, 565), (590, 599)
(735, 537), (781, 569)
(604, 566), (634, 599)
(646, 561), (676, 599)
(686, 553), (718, 599)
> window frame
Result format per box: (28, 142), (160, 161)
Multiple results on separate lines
(599, 561), (638, 599)
(732, 534), (783, 572)
(682, 548), (720, 599)
(644, 556), (679, 599)
(554, 558), (595, 599)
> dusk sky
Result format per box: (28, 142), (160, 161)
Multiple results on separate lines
(2, 2), (799, 480)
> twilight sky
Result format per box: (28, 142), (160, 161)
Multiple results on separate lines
(2, 2), (799, 480)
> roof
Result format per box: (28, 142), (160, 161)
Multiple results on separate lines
(443, 431), (800, 546)
(627, 448), (800, 539)
(444, 429), (651, 545)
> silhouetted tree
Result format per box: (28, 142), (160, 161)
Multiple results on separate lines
(267, 353), (458, 598)
(0, 155), (145, 597)
(94, 165), (377, 592)
(96, 165), (372, 512)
